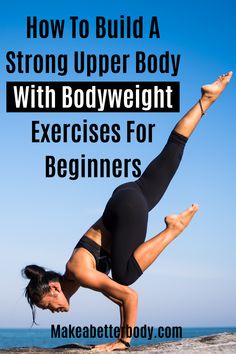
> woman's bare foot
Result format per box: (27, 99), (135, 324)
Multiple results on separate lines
(201, 71), (233, 102)
(165, 204), (199, 237)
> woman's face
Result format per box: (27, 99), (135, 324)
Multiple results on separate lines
(37, 282), (70, 313)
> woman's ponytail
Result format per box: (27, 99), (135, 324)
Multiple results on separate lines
(22, 264), (61, 325)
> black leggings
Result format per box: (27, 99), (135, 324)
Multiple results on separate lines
(102, 130), (188, 285)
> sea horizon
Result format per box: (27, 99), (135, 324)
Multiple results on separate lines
(0, 327), (235, 349)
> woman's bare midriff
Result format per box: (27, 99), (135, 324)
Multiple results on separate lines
(84, 217), (112, 254)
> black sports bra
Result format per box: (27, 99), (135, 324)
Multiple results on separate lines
(74, 235), (111, 275)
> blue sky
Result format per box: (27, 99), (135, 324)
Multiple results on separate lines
(0, 0), (236, 332)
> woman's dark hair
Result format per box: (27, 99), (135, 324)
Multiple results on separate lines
(22, 265), (62, 325)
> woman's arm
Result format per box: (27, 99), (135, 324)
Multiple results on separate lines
(66, 249), (138, 350)
(67, 258), (138, 350)
(102, 292), (125, 331)
(80, 269), (138, 339)
(94, 292), (127, 351)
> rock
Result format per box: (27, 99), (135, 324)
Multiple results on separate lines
(0, 332), (235, 354)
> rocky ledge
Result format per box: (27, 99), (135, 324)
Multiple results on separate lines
(0, 332), (235, 354)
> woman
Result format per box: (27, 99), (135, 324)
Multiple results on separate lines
(22, 72), (232, 351)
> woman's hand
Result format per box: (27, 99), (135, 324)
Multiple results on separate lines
(91, 339), (129, 351)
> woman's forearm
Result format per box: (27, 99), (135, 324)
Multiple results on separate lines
(78, 270), (139, 347)
(119, 303), (124, 329)
(121, 288), (138, 342)
(102, 292), (125, 337)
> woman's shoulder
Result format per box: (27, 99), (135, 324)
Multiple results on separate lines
(66, 247), (96, 279)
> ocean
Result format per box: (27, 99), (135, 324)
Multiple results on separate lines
(0, 327), (236, 349)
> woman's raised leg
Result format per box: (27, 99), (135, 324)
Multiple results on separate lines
(135, 72), (233, 212)
(174, 72), (233, 138)
(133, 72), (233, 272)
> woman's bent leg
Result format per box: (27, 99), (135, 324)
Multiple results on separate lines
(133, 204), (199, 272)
